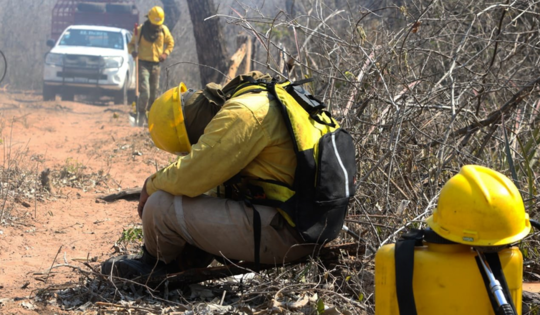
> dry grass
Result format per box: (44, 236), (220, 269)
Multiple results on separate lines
(0, 123), (115, 225)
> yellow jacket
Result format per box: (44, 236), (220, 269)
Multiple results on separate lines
(146, 92), (296, 198)
(128, 24), (174, 63)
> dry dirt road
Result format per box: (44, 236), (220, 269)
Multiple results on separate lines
(0, 91), (171, 314)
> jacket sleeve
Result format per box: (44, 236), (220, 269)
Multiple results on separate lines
(163, 26), (174, 56)
(127, 26), (141, 54)
(145, 100), (270, 197)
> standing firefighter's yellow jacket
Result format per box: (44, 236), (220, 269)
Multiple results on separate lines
(128, 24), (174, 63)
(145, 92), (297, 200)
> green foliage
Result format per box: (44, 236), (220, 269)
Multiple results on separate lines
(521, 243), (530, 260)
(316, 298), (325, 314)
(61, 157), (85, 178)
(295, 261), (311, 283)
(270, 26), (291, 41)
(117, 226), (143, 244)
(530, 303), (540, 315)
(115, 226), (143, 254)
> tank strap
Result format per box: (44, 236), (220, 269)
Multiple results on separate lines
(475, 253), (517, 314)
(243, 198), (261, 273)
(394, 229), (424, 315)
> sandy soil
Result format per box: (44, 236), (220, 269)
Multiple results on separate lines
(0, 91), (171, 314)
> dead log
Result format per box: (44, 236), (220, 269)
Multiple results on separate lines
(223, 43), (247, 85)
(244, 36), (252, 74)
(145, 242), (364, 288)
(222, 35), (252, 85)
(98, 187), (142, 202)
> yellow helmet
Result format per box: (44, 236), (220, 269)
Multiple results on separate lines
(147, 6), (165, 26)
(426, 165), (530, 246)
(148, 82), (191, 155)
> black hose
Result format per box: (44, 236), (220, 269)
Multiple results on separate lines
(0, 50), (6, 85)
(498, 304), (515, 315)
(530, 219), (540, 230)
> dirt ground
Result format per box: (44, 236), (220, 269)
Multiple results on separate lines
(0, 91), (171, 314)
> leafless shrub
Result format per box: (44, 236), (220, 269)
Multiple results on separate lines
(211, 0), (540, 309)
(227, 0), (540, 235)
(0, 126), (114, 225)
(0, 122), (43, 224)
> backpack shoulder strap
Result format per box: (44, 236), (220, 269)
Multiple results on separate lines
(395, 229), (425, 315)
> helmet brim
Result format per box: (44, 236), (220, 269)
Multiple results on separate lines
(426, 214), (532, 246)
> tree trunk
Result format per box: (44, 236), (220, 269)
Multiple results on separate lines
(286, 0), (296, 17)
(186, 0), (228, 86)
(160, 0), (181, 31)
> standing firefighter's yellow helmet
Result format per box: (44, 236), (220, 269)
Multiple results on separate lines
(148, 82), (191, 155)
(147, 6), (165, 26)
(426, 165), (531, 246)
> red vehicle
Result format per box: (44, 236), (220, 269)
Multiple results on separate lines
(50, 0), (139, 42)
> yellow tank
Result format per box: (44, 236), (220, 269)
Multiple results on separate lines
(375, 242), (523, 315)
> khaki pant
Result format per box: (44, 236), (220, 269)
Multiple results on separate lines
(142, 191), (316, 266)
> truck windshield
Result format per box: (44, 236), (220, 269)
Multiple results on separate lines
(59, 30), (124, 50)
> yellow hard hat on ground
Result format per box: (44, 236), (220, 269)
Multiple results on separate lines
(148, 82), (191, 155)
(426, 165), (531, 246)
(147, 6), (165, 26)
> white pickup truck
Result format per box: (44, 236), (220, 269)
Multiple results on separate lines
(43, 25), (136, 104)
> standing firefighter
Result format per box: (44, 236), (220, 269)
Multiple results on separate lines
(128, 6), (174, 126)
(101, 72), (356, 281)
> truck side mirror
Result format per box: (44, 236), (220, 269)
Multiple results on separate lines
(46, 39), (55, 48)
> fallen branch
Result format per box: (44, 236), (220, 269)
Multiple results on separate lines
(124, 243), (364, 289)
(222, 36), (248, 85)
(98, 187), (142, 202)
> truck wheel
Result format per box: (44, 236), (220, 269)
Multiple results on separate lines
(77, 3), (106, 12)
(61, 91), (75, 102)
(43, 85), (55, 101)
(106, 4), (133, 14)
(114, 81), (127, 105)
(127, 89), (136, 105)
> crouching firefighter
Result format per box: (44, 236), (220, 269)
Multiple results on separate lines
(101, 72), (357, 281)
(375, 165), (535, 315)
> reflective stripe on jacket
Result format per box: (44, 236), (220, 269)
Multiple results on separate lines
(128, 24), (174, 63)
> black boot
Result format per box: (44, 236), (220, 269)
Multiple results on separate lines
(101, 246), (180, 280)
